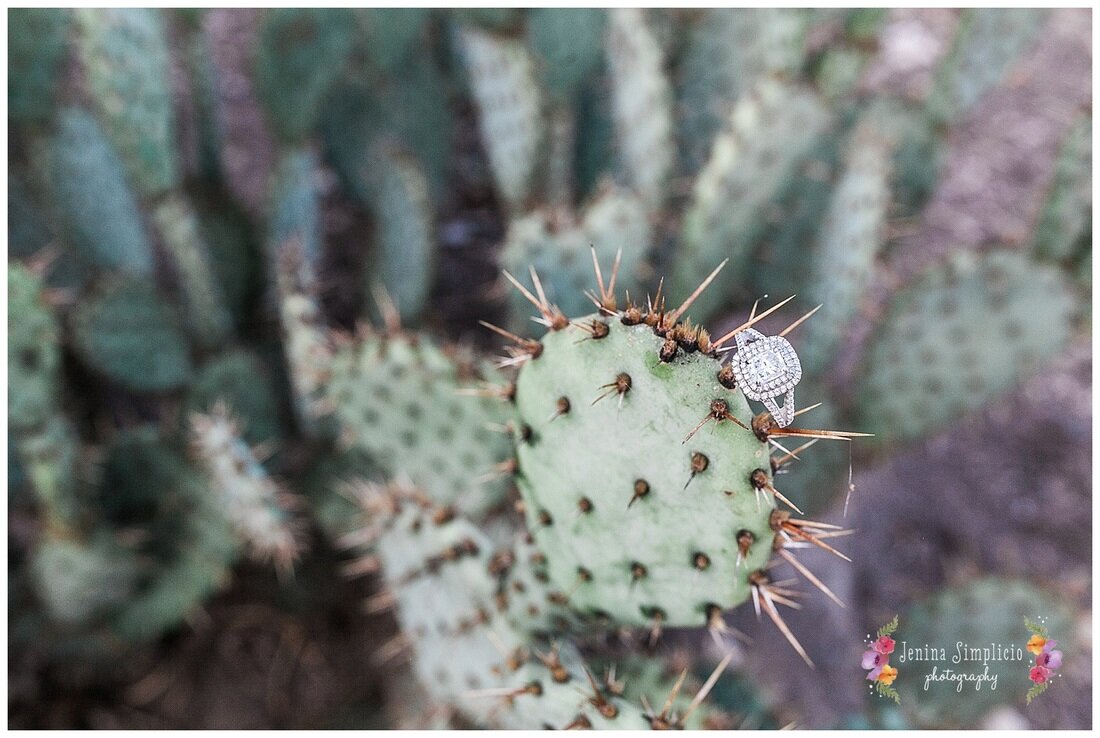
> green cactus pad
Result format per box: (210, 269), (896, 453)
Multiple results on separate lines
(512, 317), (776, 627)
(1033, 116), (1091, 265)
(9, 8), (72, 125)
(76, 8), (179, 196)
(9, 265), (61, 435)
(500, 186), (652, 332)
(458, 25), (543, 211)
(15, 414), (80, 531)
(674, 81), (831, 321)
(268, 148), (322, 266)
(929, 9), (1047, 123)
(324, 331), (514, 517)
(857, 250), (1078, 441)
(151, 194), (234, 350)
(31, 535), (139, 627)
(254, 8), (356, 141)
(528, 8), (605, 102)
(190, 409), (303, 574)
(52, 108), (155, 276)
(678, 9), (810, 171)
(801, 114), (895, 373)
(185, 349), (283, 446)
(356, 8), (431, 74)
(902, 578), (1074, 728)
(365, 145), (435, 325)
(606, 8), (675, 210)
(70, 277), (193, 392)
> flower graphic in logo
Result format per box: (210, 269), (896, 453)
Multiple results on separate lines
(1025, 617), (1063, 704)
(863, 616), (900, 703)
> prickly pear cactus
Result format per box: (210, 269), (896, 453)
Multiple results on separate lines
(500, 186), (652, 331)
(323, 331), (514, 517)
(9, 8), (72, 125)
(70, 277), (193, 392)
(1032, 116), (1091, 265)
(605, 8), (674, 211)
(857, 250), (1078, 441)
(76, 8), (178, 197)
(9, 265), (61, 435)
(674, 81), (831, 321)
(902, 578), (1074, 728)
(31, 535), (138, 626)
(51, 108), (155, 276)
(800, 113), (895, 373)
(509, 311), (779, 627)
(185, 349), (283, 445)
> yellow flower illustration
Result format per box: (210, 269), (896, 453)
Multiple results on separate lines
(877, 664), (898, 686)
(1027, 634), (1047, 655)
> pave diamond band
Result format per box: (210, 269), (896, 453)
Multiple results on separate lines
(731, 328), (802, 428)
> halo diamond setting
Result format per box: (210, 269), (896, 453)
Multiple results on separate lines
(731, 328), (802, 428)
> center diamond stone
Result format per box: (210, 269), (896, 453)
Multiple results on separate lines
(747, 350), (787, 384)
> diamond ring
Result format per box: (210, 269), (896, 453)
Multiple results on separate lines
(730, 328), (802, 427)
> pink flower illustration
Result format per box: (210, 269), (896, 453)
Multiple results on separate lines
(872, 635), (896, 655)
(862, 649), (885, 679)
(1036, 643), (1063, 671)
(1029, 666), (1051, 684)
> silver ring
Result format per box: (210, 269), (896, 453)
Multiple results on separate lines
(730, 328), (802, 428)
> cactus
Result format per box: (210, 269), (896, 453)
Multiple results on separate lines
(9, 8), (72, 125)
(322, 330), (514, 518)
(903, 578), (1074, 728)
(673, 81), (831, 320)
(605, 9), (674, 211)
(254, 8), (356, 141)
(500, 185), (652, 331)
(76, 8), (179, 197)
(151, 194), (235, 349)
(189, 407), (303, 575)
(857, 250), (1079, 442)
(928, 9), (1047, 123)
(457, 24), (543, 211)
(51, 108), (155, 276)
(365, 144), (436, 325)
(70, 277), (193, 392)
(185, 349), (284, 446)
(800, 112), (895, 373)
(1032, 116), (1091, 265)
(31, 535), (139, 627)
(356, 9), (431, 74)
(528, 8), (605, 103)
(9, 265), (62, 435)
(678, 9), (810, 171)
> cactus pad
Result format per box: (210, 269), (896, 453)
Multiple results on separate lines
(323, 331), (514, 517)
(857, 250), (1078, 441)
(9, 8), (71, 124)
(9, 265), (61, 435)
(511, 316), (776, 626)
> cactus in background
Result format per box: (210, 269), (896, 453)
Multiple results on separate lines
(673, 81), (831, 320)
(51, 108), (155, 276)
(1032, 116), (1091, 267)
(185, 349), (284, 445)
(254, 8), (356, 142)
(9, 265), (62, 436)
(605, 8), (675, 211)
(457, 24), (543, 211)
(9, 8), (72, 125)
(70, 277), (193, 392)
(322, 329), (514, 518)
(856, 251), (1079, 442)
(190, 408), (304, 576)
(500, 186), (652, 331)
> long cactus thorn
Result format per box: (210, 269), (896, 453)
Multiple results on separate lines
(749, 468), (803, 514)
(776, 547), (846, 609)
(535, 646), (570, 684)
(712, 294), (798, 350)
(749, 570), (814, 668)
(588, 245), (623, 313)
(369, 282), (402, 335)
(603, 664), (626, 697)
(478, 320), (543, 357)
(341, 554), (381, 578)
(591, 372), (632, 408)
(680, 653), (734, 726)
(771, 511), (852, 562)
(642, 667), (688, 729)
(372, 631), (414, 666)
(751, 411), (872, 443)
(683, 398), (749, 444)
(581, 666), (618, 718)
(474, 458), (518, 485)
(793, 402), (823, 418)
(502, 269), (568, 331)
(779, 303), (822, 337)
(770, 439), (820, 472)
(455, 382), (517, 402)
(667, 258), (728, 325)
(364, 589), (398, 614)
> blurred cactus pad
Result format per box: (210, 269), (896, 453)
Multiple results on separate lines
(8, 7), (1091, 730)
